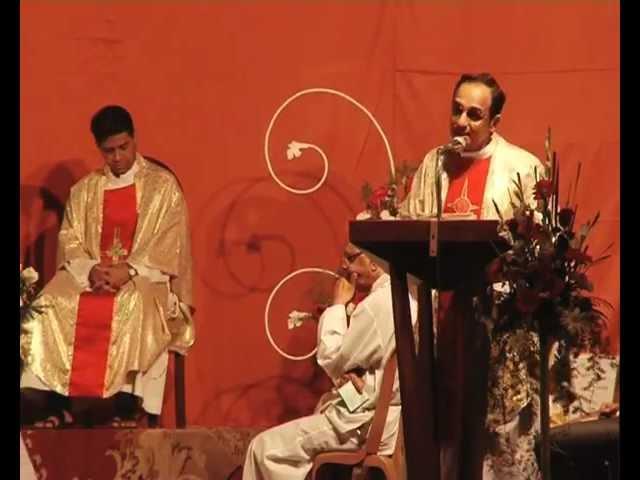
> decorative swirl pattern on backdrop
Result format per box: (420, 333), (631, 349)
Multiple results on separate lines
(264, 88), (396, 194)
(264, 87), (396, 360)
(264, 268), (338, 361)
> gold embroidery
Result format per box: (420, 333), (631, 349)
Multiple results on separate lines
(104, 227), (128, 264)
(447, 177), (480, 215)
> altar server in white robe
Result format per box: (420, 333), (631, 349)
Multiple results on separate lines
(242, 243), (417, 480)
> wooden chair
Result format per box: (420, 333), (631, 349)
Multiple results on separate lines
(362, 421), (406, 480)
(311, 352), (405, 480)
(144, 156), (187, 429)
(148, 353), (187, 428)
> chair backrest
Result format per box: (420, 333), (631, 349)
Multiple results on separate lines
(144, 155), (187, 429)
(144, 155), (184, 191)
(364, 352), (398, 455)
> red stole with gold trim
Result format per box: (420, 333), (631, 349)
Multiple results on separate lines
(443, 156), (491, 218)
(437, 156), (491, 450)
(68, 185), (138, 397)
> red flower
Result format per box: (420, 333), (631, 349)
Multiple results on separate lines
(558, 208), (575, 229)
(534, 179), (554, 200)
(367, 185), (390, 211)
(516, 287), (541, 314)
(539, 270), (565, 297)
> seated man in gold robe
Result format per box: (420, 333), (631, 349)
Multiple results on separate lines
(20, 105), (195, 427)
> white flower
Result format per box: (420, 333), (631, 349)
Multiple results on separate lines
(379, 209), (397, 220)
(355, 210), (373, 220)
(354, 209), (398, 221)
(21, 267), (39, 286)
(287, 310), (312, 330)
(286, 141), (306, 160)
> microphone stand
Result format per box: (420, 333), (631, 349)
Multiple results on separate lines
(434, 147), (444, 219)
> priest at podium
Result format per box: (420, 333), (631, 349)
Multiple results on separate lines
(399, 73), (546, 479)
(400, 72), (542, 222)
(20, 105), (195, 427)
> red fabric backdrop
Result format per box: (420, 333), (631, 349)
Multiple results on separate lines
(20, 1), (619, 429)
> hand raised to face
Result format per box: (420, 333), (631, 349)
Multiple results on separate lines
(332, 273), (356, 306)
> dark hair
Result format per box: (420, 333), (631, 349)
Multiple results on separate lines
(90, 105), (135, 145)
(453, 73), (506, 119)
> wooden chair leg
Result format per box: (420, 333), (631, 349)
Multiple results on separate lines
(174, 353), (186, 428)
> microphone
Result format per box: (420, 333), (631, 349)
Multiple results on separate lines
(440, 136), (470, 153)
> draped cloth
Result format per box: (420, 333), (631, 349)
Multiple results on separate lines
(20, 156), (195, 399)
(398, 133), (544, 479)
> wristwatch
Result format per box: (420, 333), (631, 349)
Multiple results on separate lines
(128, 265), (138, 279)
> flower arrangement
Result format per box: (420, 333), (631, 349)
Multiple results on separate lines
(20, 264), (43, 321)
(480, 130), (612, 479)
(359, 162), (418, 219)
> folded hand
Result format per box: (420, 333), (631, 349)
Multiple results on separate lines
(335, 371), (365, 394)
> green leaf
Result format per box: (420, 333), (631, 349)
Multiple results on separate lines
(492, 199), (504, 223)
(361, 182), (373, 202)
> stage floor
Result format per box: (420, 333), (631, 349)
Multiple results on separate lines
(21, 426), (264, 480)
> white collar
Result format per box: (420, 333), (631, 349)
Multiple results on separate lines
(460, 133), (500, 159)
(104, 154), (142, 189)
(370, 273), (390, 293)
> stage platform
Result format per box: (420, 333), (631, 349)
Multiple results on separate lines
(21, 426), (264, 480)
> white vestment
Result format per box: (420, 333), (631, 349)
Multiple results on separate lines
(243, 274), (417, 480)
(399, 133), (542, 221)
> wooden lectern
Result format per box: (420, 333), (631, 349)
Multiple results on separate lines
(350, 219), (508, 480)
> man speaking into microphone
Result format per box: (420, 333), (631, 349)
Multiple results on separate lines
(398, 73), (546, 479)
(400, 72), (542, 222)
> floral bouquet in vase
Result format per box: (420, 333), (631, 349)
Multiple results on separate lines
(481, 130), (612, 479)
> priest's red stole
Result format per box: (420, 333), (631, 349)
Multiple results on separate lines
(437, 156), (492, 464)
(443, 156), (491, 218)
(68, 185), (138, 397)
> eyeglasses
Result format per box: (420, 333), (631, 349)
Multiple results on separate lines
(343, 250), (364, 263)
(451, 101), (487, 122)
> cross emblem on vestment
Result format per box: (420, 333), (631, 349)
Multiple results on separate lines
(447, 177), (480, 215)
(104, 227), (128, 264)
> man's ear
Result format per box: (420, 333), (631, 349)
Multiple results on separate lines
(490, 114), (501, 132)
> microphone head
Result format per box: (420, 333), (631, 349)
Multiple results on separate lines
(441, 135), (470, 153)
(450, 136), (470, 150)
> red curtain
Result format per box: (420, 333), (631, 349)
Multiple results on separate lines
(21, 1), (619, 428)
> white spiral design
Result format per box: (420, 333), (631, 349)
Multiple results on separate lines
(264, 88), (397, 360)
(264, 87), (396, 195)
(264, 267), (338, 361)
